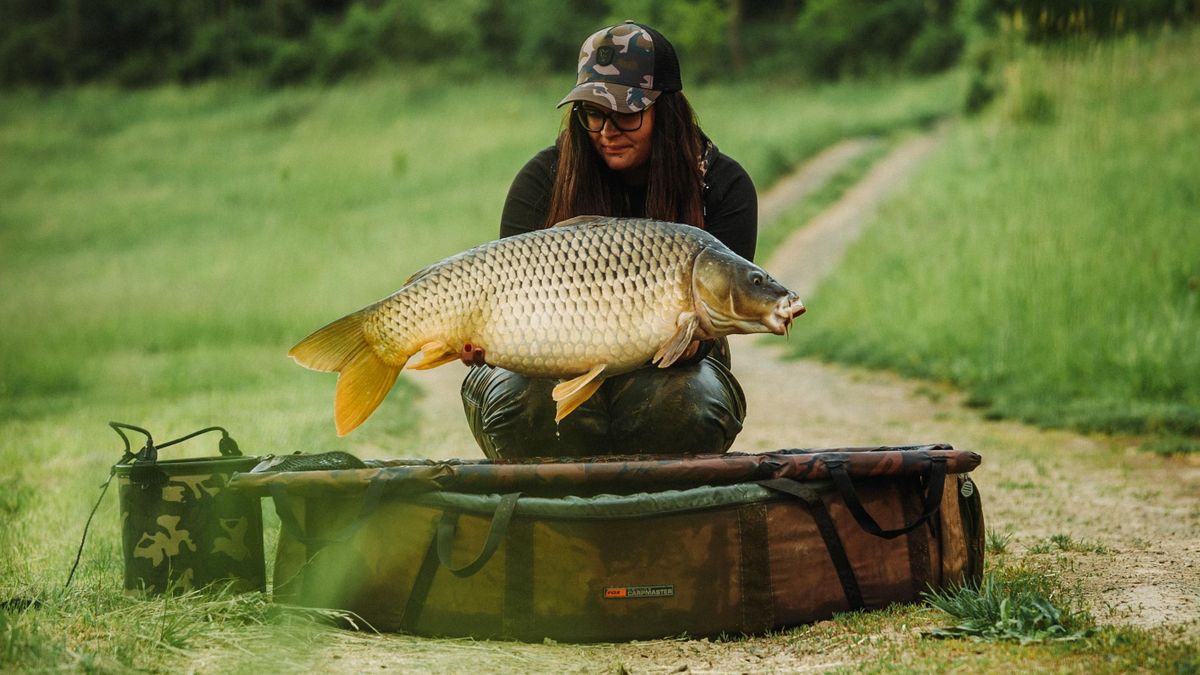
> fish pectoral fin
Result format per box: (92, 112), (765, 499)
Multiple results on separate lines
(334, 347), (402, 437)
(653, 313), (699, 368)
(551, 364), (607, 422)
(551, 215), (607, 228)
(407, 341), (459, 370)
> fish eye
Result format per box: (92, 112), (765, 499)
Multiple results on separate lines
(750, 272), (764, 286)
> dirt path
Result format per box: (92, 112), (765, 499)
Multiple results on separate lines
(315, 131), (1199, 672)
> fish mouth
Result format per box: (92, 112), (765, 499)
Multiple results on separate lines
(765, 295), (806, 336)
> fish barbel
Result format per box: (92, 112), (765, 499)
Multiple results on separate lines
(290, 216), (805, 436)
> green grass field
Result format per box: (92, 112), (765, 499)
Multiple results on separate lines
(0, 69), (961, 670)
(789, 30), (1200, 443)
(3, 27), (1198, 665)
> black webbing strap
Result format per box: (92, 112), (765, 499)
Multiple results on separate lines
(736, 503), (775, 633)
(900, 477), (933, 598)
(269, 478), (386, 548)
(502, 518), (535, 639)
(400, 531), (443, 632)
(436, 492), (521, 578)
(826, 456), (948, 540)
(759, 478), (864, 611)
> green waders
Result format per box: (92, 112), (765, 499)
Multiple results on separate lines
(461, 340), (746, 459)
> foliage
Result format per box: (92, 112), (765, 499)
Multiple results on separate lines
(795, 0), (944, 79)
(984, 0), (1200, 41)
(0, 0), (980, 89)
(985, 528), (1013, 555)
(788, 29), (1200, 437)
(924, 568), (1093, 643)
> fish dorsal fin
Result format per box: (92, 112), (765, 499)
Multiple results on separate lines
(551, 364), (607, 421)
(403, 263), (438, 286)
(653, 312), (699, 368)
(552, 215), (607, 228)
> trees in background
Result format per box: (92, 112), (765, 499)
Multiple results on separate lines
(0, 0), (1195, 88)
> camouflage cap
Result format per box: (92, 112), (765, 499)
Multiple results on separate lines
(558, 21), (683, 114)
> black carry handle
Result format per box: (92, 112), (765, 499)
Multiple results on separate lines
(759, 478), (865, 610)
(436, 492), (521, 578)
(109, 421), (241, 464)
(825, 455), (948, 540)
(269, 478), (386, 547)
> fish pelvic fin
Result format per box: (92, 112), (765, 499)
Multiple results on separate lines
(653, 312), (699, 368)
(289, 310), (405, 436)
(407, 341), (459, 370)
(551, 364), (607, 422)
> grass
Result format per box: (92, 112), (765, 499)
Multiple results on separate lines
(924, 567), (1093, 644)
(773, 560), (1199, 674)
(986, 528), (1014, 555)
(1029, 534), (1108, 555)
(786, 28), (1200, 440)
(756, 137), (893, 262)
(0, 67), (962, 671)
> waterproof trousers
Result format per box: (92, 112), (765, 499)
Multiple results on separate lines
(461, 345), (746, 460)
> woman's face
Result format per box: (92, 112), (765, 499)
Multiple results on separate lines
(583, 104), (655, 178)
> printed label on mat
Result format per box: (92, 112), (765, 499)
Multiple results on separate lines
(603, 584), (674, 599)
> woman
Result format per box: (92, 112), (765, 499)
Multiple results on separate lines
(461, 21), (758, 459)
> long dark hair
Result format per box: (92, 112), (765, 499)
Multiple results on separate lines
(544, 91), (706, 229)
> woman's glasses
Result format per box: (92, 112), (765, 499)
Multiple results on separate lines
(574, 104), (645, 132)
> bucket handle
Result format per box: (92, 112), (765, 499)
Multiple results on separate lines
(435, 492), (521, 578)
(110, 421), (241, 464)
(825, 455), (948, 540)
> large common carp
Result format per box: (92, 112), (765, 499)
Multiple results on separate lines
(290, 216), (805, 436)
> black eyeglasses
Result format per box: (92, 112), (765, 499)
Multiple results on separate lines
(574, 104), (645, 132)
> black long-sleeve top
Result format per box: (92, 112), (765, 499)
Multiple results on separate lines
(498, 142), (759, 262)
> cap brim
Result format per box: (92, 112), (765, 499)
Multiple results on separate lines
(557, 82), (660, 113)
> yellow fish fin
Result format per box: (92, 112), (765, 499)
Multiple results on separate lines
(408, 341), (459, 370)
(288, 311), (369, 372)
(551, 364), (607, 422)
(552, 215), (607, 228)
(334, 347), (402, 437)
(289, 309), (405, 436)
(653, 313), (698, 368)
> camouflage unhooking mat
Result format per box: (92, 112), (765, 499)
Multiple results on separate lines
(231, 444), (984, 642)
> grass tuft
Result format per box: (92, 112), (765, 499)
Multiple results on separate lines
(924, 568), (1093, 644)
(1029, 534), (1108, 555)
(1139, 435), (1200, 456)
(985, 528), (1013, 555)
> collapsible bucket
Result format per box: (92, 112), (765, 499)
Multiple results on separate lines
(111, 423), (265, 594)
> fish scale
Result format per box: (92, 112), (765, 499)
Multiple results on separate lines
(290, 216), (804, 436)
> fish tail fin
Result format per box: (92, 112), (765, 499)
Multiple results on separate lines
(334, 347), (402, 436)
(289, 311), (405, 436)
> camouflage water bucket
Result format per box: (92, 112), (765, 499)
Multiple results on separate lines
(111, 423), (265, 594)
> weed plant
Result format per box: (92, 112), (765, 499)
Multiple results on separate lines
(924, 567), (1093, 644)
(985, 528), (1013, 555)
(788, 29), (1200, 439)
(1029, 534), (1108, 555)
